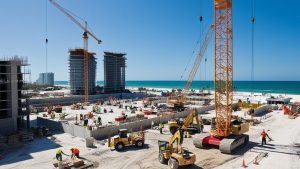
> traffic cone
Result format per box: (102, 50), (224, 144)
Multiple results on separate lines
(242, 159), (246, 168)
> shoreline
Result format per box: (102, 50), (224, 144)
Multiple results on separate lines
(51, 85), (300, 103)
(54, 81), (300, 95)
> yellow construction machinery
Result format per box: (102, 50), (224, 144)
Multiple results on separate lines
(166, 25), (214, 110)
(168, 108), (203, 135)
(108, 129), (145, 151)
(238, 99), (261, 109)
(158, 128), (196, 169)
(193, 0), (249, 154)
(49, 0), (101, 103)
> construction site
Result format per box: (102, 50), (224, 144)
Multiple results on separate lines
(0, 0), (300, 169)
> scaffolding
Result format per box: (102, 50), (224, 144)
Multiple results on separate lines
(0, 56), (31, 134)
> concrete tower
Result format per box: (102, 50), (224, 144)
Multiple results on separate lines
(69, 48), (97, 95)
(104, 52), (126, 93)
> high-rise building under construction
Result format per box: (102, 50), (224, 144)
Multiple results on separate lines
(0, 57), (30, 135)
(69, 48), (97, 95)
(104, 52), (126, 93)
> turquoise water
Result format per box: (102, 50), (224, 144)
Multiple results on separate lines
(55, 81), (300, 95)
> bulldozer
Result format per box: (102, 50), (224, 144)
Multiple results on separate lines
(108, 129), (145, 151)
(168, 108), (203, 135)
(158, 128), (196, 169)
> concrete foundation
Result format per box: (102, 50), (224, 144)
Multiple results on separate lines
(37, 105), (214, 140)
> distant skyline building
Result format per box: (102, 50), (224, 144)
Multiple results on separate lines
(69, 48), (97, 95)
(35, 72), (54, 86)
(0, 57), (30, 135)
(104, 51), (126, 93)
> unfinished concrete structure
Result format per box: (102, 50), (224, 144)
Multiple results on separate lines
(0, 56), (30, 135)
(104, 52), (126, 93)
(69, 49), (97, 95)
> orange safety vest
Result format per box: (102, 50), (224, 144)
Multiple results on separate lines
(261, 132), (267, 138)
(72, 148), (80, 154)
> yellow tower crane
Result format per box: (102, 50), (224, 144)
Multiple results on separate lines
(49, 0), (101, 103)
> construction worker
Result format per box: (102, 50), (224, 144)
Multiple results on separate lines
(98, 116), (102, 125)
(70, 148), (80, 159)
(159, 122), (164, 134)
(261, 129), (270, 145)
(56, 148), (67, 161)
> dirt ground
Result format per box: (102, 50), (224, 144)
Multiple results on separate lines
(86, 130), (234, 169)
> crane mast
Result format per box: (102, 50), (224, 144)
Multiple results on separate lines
(213, 0), (233, 137)
(49, 0), (101, 103)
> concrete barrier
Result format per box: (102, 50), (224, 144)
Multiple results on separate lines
(30, 93), (146, 108)
(89, 105), (215, 140)
(37, 117), (91, 138)
(37, 105), (218, 140)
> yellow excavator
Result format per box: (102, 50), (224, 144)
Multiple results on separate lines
(158, 128), (196, 169)
(168, 108), (203, 135)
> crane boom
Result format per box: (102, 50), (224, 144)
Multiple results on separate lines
(49, 0), (101, 44)
(167, 25), (214, 109)
(49, 0), (101, 103)
(183, 24), (214, 94)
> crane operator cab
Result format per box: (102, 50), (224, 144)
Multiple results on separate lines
(118, 129), (128, 138)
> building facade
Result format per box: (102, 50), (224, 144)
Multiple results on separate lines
(0, 57), (30, 135)
(35, 72), (54, 86)
(104, 52), (126, 93)
(69, 48), (97, 95)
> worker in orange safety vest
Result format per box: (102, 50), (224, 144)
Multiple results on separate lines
(70, 148), (80, 159)
(261, 129), (272, 145)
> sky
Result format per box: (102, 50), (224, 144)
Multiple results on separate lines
(0, 0), (299, 81)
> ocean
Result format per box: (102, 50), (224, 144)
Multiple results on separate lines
(54, 81), (300, 95)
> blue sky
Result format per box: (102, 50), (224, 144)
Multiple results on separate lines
(0, 0), (299, 81)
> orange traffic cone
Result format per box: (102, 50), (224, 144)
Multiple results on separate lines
(253, 156), (259, 165)
(242, 159), (246, 168)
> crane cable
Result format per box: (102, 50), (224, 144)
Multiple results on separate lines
(178, 27), (202, 82)
(178, 0), (205, 90)
(45, 0), (48, 74)
(199, 0), (205, 90)
(251, 0), (255, 100)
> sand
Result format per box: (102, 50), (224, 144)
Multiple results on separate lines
(1, 91), (300, 169)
